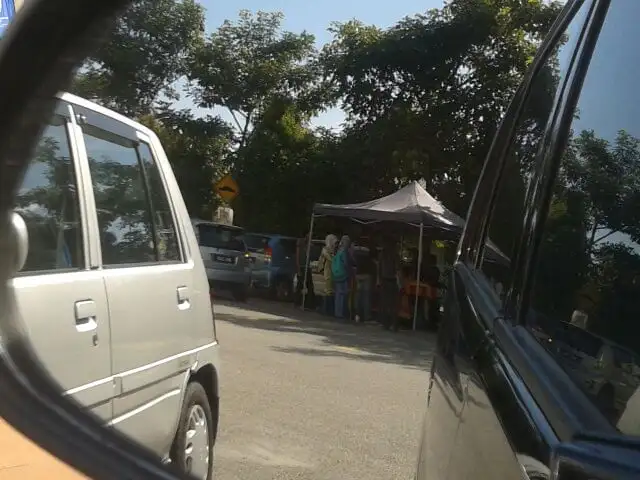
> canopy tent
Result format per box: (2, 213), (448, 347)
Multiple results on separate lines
(314, 181), (464, 234)
(302, 181), (508, 330)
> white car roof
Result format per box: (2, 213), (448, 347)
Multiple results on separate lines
(56, 91), (157, 139)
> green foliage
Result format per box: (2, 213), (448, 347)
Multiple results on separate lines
(71, 0), (206, 117)
(188, 10), (319, 148)
(139, 111), (233, 219)
(70, 1), (569, 236)
(319, 0), (564, 214)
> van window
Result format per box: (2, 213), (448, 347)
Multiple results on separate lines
(15, 117), (83, 273)
(137, 142), (180, 262)
(243, 234), (270, 252)
(84, 124), (156, 266)
(197, 224), (245, 252)
(280, 238), (297, 256)
(480, 1), (591, 295)
(526, 1), (640, 431)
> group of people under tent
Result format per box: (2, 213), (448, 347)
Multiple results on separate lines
(292, 231), (445, 332)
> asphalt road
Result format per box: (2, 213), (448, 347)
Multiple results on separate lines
(212, 298), (435, 480)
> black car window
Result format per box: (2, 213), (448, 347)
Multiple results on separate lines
(480, 1), (591, 297)
(14, 116), (84, 273)
(526, 1), (640, 434)
(197, 224), (245, 251)
(280, 238), (297, 255)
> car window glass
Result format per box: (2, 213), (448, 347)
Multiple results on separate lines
(14, 117), (83, 273)
(197, 224), (245, 251)
(137, 142), (180, 262)
(280, 239), (297, 255)
(243, 234), (269, 252)
(526, 1), (640, 435)
(84, 124), (156, 266)
(480, 2), (591, 297)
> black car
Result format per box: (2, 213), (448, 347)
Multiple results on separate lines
(417, 1), (640, 479)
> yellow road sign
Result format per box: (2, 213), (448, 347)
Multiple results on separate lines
(214, 174), (239, 202)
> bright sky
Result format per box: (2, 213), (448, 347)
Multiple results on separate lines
(177, 0), (445, 128)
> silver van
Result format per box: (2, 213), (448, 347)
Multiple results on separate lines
(192, 220), (252, 302)
(10, 92), (220, 480)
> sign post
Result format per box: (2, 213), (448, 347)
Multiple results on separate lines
(213, 174), (239, 224)
(214, 174), (240, 203)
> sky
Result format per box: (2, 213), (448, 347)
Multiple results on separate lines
(176, 0), (445, 128)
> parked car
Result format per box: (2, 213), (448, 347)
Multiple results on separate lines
(242, 233), (298, 301)
(192, 219), (252, 302)
(417, 1), (640, 479)
(11, 92), (219, 479)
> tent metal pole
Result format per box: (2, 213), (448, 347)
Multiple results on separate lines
(301, 213), (315, 310)
(413, 222), (424, 331)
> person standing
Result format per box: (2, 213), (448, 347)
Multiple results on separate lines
(295, 232), (315, 309)
(354, 245), (377, 323)
(378, 237), (400, 331)
(317, 234), (338, 315)
(333, 235), (354, 319)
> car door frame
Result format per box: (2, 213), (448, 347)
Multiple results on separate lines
(12, 96), (115, 422)
(68, 96), (199, 455)
(455, 0), (640, 476)
(448, 0), (617, 471)
(476, 0), (617, 440)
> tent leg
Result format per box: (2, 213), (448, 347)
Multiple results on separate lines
(301, 214), (315, 311)
(413, 222), (424, 331)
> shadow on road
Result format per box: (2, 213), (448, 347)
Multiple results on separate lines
(214, 299), (436, 371)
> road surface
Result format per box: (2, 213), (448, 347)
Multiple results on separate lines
(213, 299), (435, 480)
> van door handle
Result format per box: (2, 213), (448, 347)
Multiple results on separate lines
(74, 300), (98, 333)
(177, 286), (190, 310)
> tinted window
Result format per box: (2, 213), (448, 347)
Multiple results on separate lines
(84, 124), (155, 265)
(15, 118), (83, 273)
(527, 1), (640, 433)
(279, 238), (297, 255)
(243, 234), (270, 252)
(137, 142), (180, 262)
(481, 3), (590, 294)
(197, 224), (245, 251)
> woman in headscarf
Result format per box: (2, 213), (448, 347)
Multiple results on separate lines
(333, 235), (354, 319)
(317, 234), (338, 315)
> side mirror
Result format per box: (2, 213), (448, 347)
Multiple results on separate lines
(9, 211), (28, 273)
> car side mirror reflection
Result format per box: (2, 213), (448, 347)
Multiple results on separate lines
(9, 212), (28, 273)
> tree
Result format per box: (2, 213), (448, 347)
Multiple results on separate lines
(231, 99), (330, 234)
(188, 10), (319, 150)
(71, 0), (206, 117)
(319, 0), (563, 214)
(530, 128), (640, 351)
(139, 110), (233, 219)
(566, 130), (640, 248)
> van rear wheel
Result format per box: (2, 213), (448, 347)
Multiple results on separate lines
(170, 382), (214, 480)
(274, 277), (293, 302)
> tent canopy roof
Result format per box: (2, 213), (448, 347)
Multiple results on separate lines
(313, 181), (509, 264)
(314, 181), (464, 232)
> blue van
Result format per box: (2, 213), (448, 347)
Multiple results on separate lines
(243, 233), (323, 301)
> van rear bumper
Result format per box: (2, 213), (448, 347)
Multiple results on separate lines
(205, 268), (251, 290)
